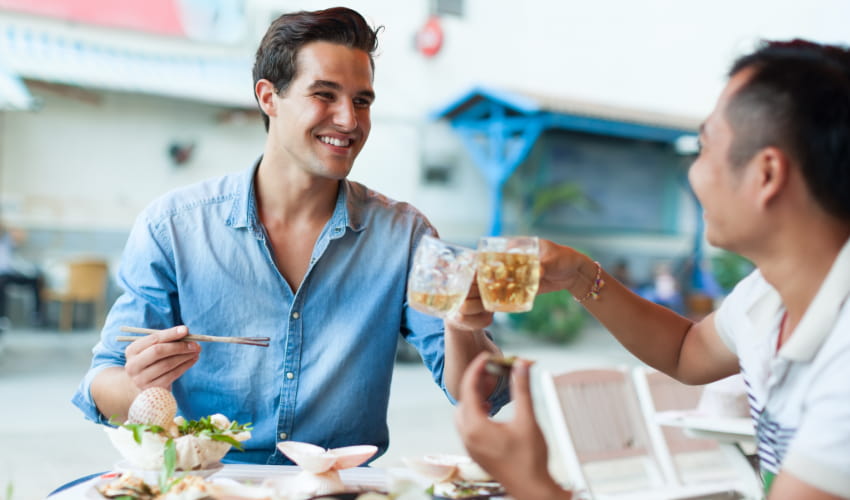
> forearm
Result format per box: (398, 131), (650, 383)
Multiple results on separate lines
(442, 324), (501, 400)
(567, 257), (697, 379)
(90, 366), (140, 423)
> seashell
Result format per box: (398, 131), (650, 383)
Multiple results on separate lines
(277, 442), (337, 474)
(402, 456), (458, 482)
(327, 445), (381, 470)
(127, 387), (177, 428)
(209, 413), (230, 430)
(276, 441), (378, 474)
(264, 470), (345, 498)
(105, 425), (249, 471)
(404, 454), (493, 483)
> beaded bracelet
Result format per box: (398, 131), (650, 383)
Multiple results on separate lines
(574, 261), (605, 303)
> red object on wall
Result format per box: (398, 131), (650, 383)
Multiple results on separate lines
(416, 16), (443, 58)
(0, 0), (184, 36)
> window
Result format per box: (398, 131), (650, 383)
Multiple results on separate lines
(432, 0), (464, 17)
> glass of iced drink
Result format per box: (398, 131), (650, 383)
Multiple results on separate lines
(407, 235), (477, 318)
(476, 236), (540, 312)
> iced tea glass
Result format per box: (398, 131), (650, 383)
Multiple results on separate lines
(407, 235), (477, 318)
(476, 236), (540, 312)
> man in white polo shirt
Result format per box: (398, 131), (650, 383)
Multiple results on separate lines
(455, 39), (850, 500)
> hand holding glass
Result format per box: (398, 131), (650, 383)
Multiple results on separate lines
(476, 236), (540, 312)
(407, 236), (477, 318)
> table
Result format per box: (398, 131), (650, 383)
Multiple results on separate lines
(655, 410), (756, 446)
(49, 464), (389, 499)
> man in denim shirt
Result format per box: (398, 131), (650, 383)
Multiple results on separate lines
(73, 7), (509, 465)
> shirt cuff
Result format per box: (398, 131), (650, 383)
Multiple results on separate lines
(486, 371), (511, 416)
(71, 363), (118, 426)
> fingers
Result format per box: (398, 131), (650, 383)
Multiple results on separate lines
(457, 352), (494, 418)
(509, 359), (537, 424)
(123, 325), (200, 389)
(124, 325), (192, 356)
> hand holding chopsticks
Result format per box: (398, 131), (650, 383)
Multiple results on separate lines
(118, 326), (270, 347)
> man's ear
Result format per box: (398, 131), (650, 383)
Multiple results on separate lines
(255, 79), (277, 117)
(753, 146), (790, 208)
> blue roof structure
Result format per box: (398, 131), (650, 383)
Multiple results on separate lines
(431, 86), (699, 235)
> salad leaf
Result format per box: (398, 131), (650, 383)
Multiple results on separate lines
(158, 438), (179, 494)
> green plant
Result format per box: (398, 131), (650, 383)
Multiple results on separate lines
(4, 481), (12, 500)
(711, 251), (754, 292)
(508, 290), (587, 344)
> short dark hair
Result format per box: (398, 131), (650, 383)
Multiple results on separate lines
(252, 7), (381, 131)
(724, 39), (850, 219)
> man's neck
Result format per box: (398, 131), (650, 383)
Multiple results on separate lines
(755, 218), (850, 334)
(254, 154), (340, 227)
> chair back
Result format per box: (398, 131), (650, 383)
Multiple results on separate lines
(632, 366), (762, 498)
(642, 369), (718, 455)
(538, 367), (665, 496)
(66, 259), (108, 300)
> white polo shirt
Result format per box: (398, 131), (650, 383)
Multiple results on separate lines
(715, 237), (850, 498)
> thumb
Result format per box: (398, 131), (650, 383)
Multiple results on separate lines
(510, 359), (536, 423)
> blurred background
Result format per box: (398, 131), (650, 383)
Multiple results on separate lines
(1, 0), (848, 498)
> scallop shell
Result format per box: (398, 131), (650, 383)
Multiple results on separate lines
(104, 423), (249, 471)
(127, 387), (177, 428)
(275, 441), (378, 474)
(403, 454), (492, 482)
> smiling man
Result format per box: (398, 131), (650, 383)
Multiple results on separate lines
(457, 40), (850, 500)
(73, 7), (508, 465)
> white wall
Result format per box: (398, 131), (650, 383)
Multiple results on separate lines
(2, 0), (849, 246)
(0, 90), (265, 230)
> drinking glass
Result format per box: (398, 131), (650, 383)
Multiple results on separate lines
(407, 236), (477, 318)
(476, 236), (540, 312)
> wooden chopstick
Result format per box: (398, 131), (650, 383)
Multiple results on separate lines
(118, 326), (270, 347)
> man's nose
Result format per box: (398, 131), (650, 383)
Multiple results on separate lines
(333, 101), (357, 130)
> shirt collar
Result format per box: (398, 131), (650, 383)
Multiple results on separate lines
(227, 157), (367, 237)
(749, 236), (850, 362)
(227, 157), (261, 233)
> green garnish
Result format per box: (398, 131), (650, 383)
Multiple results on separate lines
(158, 438), (178, 493)
(175, 416), (253, 452)
(109, 415), (252, 451)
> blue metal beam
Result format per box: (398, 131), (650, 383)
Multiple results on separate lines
(432, 87), (696, 235)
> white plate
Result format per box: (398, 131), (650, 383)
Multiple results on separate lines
(113, 460), (224, 483)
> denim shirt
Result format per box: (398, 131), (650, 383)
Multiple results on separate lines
(72, 162), (510, 464)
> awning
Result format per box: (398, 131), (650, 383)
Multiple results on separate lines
(0, 20), (255, 109)
(431, 86), (700, 235)
(432, 85), (700, 144)
(0, 58), (36, 110)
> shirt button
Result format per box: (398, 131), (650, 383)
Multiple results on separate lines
(286, 372), (295, 379)
(292, 312), (300, 319)
(279, 432), (287, 440)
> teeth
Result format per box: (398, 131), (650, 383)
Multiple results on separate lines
(319, 136), (350, 147)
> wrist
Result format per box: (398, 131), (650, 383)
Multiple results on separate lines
(566, 258), (600, 297)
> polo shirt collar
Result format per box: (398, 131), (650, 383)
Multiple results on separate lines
(748, 236), (850, 362)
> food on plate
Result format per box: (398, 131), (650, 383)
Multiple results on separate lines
(484, 355), (516, 377)
(306, 492), (390, 500)
(403, 454), (506, 499)
(431, 480), (506, 499)
(97, 472), (159, 500)
(106, 387), (252, 471)
(265, 441), (378, 499)
(96, 472), (274, 500)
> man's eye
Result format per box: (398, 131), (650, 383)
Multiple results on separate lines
(354, 98), (373, 108)
(314, 92), (334, 100)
